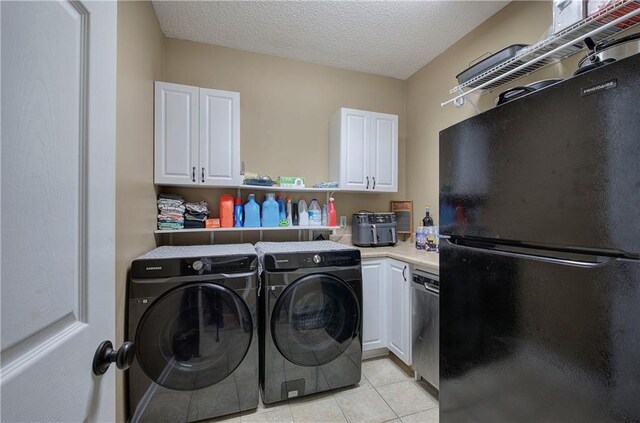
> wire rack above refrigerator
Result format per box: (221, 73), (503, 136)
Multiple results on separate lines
(442, 0), (640, 108)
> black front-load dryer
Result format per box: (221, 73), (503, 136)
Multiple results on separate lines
(126, 244), (259, 422)
(255, 241), (363, 404)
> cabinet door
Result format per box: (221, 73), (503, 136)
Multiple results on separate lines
(154, 82), (199, 185)
(370, 112), (398, 192)
(388, 259), (411, 365)
(340, 108), (371, 191)
(199, 88), (241, 186)
(361, 259), (388, 351)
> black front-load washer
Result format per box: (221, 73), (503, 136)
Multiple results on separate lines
(126, 244), (259, 422)
(255, 241), (363, 404)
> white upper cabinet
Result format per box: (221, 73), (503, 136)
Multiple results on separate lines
(370, 112), (398, 192)
(154, 82), (241, 186)
(154, 82), (199, 185)
(329, 107), (398, 192)
(199, 88), (241, 186)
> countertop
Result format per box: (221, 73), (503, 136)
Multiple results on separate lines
(331, 233), (439, 274)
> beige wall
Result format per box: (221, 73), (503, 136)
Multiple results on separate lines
(406, 0), (585, 227)
(162, 38), (407, 225)
(116, 1), (637, 419)
(115, 7), (406, 419)
(115, 2), (164, 421)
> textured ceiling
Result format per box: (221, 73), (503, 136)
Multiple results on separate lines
(152, 1), (508, 80)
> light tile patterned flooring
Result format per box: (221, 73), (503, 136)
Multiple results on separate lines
(209, 356), (439, 423)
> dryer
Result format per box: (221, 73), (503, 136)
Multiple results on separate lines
(256, 241), (363, 404)
(127, 245), (258, 422)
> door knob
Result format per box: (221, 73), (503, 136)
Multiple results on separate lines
(92, 340), (135, 376)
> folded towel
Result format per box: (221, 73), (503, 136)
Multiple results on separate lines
(184, 220), (206, 229)
(185, 201), (209, 214)
(157, 214), (184, 223)
(158, 193), (184, 201)
(158, 204), (186, 214)
(312, 181), (339, 189)
(185, 212), (208, 221)
(158, 221), (184, 230)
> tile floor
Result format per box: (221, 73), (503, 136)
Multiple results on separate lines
(209, 356), (439, 423)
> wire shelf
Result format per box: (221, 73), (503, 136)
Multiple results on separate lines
(442, 0), (640, 107)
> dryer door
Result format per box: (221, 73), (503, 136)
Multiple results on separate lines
(271, 274), (360, 366)
(135, 283), (253, 390)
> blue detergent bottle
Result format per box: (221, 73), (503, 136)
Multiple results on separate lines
(244, 194), (261, 227)
(234, 197), (243, 227)
(276, 195), (286, 219)
(261, 193), (280, 227)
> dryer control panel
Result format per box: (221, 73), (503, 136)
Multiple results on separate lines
(131, 255), (257, 278)
(264, 250), (361, 271)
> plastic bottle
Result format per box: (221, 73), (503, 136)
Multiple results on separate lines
(416, 226), (426, 250)
(328, 197), (337, 226)
(286, 197), (293, 226)
(220, 194), (235, 228)
(233, 197), (243, 227)
(298, 199), (309, 226)
(261, 193), (280, 227)
(308, 199), (321, 226)
(321, 204), (328, 226)
(276, 195), (286, 219)
(244, 194), (261, 227)
(292, 201), (299, 226)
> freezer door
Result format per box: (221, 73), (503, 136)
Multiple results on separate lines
(440, 239), (640, 423)
(439, 53), (640, 255)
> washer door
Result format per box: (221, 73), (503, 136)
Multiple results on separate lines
(135, 283), (253, 391)
(271, 274), (360, 366)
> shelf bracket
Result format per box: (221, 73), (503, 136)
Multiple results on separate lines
(453, 88), (466, 108)
(209, 232), (215, 245)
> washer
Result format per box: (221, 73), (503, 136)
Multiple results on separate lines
(256, 241), (363, 404)
(127, 245), (259, 422)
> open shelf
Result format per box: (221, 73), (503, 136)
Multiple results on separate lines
(155, 225), (340, 234)
(156, 183), (339, 193)
(236, 185), (338, 193)
(442, 0), (640, 107)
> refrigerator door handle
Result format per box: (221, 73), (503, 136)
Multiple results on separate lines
(444, 238), (615, 269)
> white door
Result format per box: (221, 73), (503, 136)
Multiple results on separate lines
(154, 82), (199, 185)
(1, 1), (118, 421)
(370, 112), (398, 192)
(388, 259), (411, 365)
(341, 108), (370, 191)
(199, 88), (241, 186)
(361, 259), (388, 351)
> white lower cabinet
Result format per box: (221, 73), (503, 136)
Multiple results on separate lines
(387, 259), (412, 365)
(361, 257), (412, 366)
(361, 258), (388, 351)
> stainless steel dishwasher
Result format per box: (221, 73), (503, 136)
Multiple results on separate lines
(412, 268), (439, 389)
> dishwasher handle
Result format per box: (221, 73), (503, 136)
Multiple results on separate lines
(423, 282), (439, 296)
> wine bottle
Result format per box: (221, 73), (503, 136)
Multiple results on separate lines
(422, 206), (434, 227)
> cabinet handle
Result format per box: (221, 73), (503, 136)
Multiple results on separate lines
(192, 167), (196, 182)
(201, 167), (205, 183)
(402, 265), (407, 281)
(366, 176), (369, 189)
(372, 176), (376, 190)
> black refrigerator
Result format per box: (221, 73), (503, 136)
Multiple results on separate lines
(439, 52), (640, 422)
